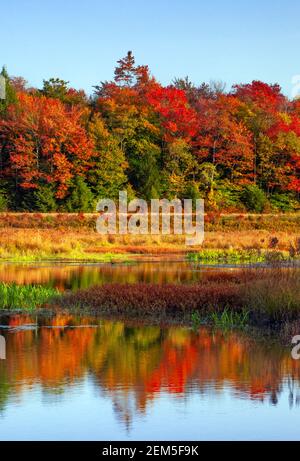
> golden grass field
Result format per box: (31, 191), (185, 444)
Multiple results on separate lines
(0, 211), (299, 261)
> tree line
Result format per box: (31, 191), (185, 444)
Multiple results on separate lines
(0, 51), (299, 212)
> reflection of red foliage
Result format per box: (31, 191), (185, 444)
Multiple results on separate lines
(3, 317), (300, 418)
(146, 344), (198, 395)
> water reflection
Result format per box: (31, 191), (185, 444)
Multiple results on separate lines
(0, 262), (214, 290)
(0, 314), (299, 437)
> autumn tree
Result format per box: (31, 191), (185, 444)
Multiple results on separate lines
(194, 94), (254, 185)
(94, 52), (161, 199)
(42, 78), (88, 107)
(0, 92), (93, 209)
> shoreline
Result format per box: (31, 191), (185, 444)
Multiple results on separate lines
(0, 305), (292, 348)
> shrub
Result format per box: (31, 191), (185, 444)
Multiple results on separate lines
(241, 185), (267, 213)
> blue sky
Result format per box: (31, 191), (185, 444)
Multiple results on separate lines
(1, 0), (299, 96)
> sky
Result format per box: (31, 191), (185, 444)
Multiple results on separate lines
(1, 0), (300, 97)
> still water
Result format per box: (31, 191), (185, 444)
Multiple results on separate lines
(0, 315), (299, 441)
(0, 262), (299, 441)
(0, 260), (284, 289)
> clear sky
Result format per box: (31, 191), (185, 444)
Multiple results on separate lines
(1, 0), (299, 96)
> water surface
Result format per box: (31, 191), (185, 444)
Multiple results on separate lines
(0, 262), (299, 441)
(0, 314), (299, 441)
(0, 261), (221, 289)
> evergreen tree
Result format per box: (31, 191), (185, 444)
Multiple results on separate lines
(33, 183), (57, 212)
(126, 138), (161, 200)
(64, 177), (95, 212)
(41, 78), (69, 100)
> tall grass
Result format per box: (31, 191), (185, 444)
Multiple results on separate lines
(210, 308), (249, 329)
(0, 283), (59, 309)
(242, 269), (300, 321)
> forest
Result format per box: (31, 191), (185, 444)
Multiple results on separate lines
(0, 51), (299, 213)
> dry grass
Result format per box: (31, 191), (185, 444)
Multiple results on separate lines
(0, 212), (298, 261)
(0, 227), (299, 261)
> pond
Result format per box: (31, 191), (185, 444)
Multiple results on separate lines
(0, 262), (299, 441)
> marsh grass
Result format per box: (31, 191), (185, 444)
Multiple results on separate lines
(0, 283), (59, 309)
(210, 308), (249, 329)
(191, 311), (202, 329)
(242, 269), (300, 321)
(191, 307), (249, 330)
(60, 268), (300, 329)
(187, 249), (290, 264)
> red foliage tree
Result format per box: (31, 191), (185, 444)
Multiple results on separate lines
(0, 93), (94, 198)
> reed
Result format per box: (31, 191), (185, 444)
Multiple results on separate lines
(0, 283), (59, 310)
(210, 308), (249, 329)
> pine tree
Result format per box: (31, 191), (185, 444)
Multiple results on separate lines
(64, 177), (95, 212)
(33, 183), (57, 212)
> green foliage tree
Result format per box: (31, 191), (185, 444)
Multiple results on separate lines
(64, 177), (95, 212)
(88, 116), (128, 199)
(33, 183), (57, 212)
(162, 139), (199, 199)
(41, 78), (69, 100)
(0, 189), (7, 211)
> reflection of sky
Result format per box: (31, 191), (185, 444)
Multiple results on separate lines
(0, 376), (299, 441)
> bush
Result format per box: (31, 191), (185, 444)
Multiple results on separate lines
(241, 185), (267, 213)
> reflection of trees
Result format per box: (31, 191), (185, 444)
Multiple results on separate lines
(0, 262), (203, 290)
(0, 315), (300, 425)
